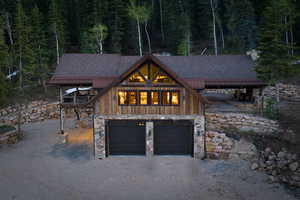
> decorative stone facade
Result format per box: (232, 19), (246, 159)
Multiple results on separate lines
(93, 115), (205, 159)
(94, 117), (105, 159)
(146, 121), (154, 157)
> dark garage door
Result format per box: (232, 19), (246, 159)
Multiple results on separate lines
(107, 120), (146, 155)
(154, 120), (193, 155)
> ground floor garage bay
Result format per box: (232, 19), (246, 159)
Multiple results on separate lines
(94, 115), (205, 159)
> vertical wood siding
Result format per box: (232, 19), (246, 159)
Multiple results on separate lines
(96, 87), (202, 115)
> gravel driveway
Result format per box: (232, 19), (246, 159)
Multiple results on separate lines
(0, 120), (297, 200)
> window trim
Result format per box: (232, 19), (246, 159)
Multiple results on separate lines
(118, 90), (180, 106)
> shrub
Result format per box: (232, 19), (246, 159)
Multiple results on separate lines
(264, 98), (279, 120)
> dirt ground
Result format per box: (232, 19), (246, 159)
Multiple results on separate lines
(0, 120), (298, 200)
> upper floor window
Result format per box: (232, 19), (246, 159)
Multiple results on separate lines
(126, 63), (175, 85)
(118, 90), (180, 106)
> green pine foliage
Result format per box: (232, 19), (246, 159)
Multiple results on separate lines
(31, 6), (49, 86)
(14, 2), (34, 87)
(224, 0), (257, 52)
(0, 16), (9, 105)
(255, 0), (297, 85)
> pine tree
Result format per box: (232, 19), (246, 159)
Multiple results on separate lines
(14, 1), (34, 88)
(224, 0), (257, 53)
(107, 0), (125, 53)
(0, 16), (9, 105)
(256, 0), (297, 101)
(31, 5), (49, 89)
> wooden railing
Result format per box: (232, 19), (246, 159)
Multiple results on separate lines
(62, 95), (95, 105)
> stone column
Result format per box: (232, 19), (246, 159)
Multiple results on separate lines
(94, 116), (106, 159)
(194, 116), (205, 159)
(146, 121), (154, 157)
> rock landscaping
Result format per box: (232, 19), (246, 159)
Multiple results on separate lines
(205, 131), (257, 160)
(252, 147), (300, 188)
(0, 125), (20, 147)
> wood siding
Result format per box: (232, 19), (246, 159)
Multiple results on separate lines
(96, 87), (202, 115)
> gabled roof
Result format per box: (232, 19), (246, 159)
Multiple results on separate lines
(49, 53), (265, 88)
(90, 55), (208, 104)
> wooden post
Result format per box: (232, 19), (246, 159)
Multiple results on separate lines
(59, 87), (64, 134)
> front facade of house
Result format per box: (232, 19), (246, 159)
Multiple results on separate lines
(49, 54), (265, 159)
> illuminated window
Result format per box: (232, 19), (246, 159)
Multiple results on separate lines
(162, 91), (171, 105)
(128, 91), (137, 105)
(171, 91), (179, 105)
(118, 91), (127, 105)
(150, 65), (159, 81)
(128, 72), (145, 83)
(118, 90), (179, 106)
(139, 91), (148, 105)
(153, 71), (175, 84)
(139, 64), (149, 80)
(151, 91), (159, 105)
(126, 63), (175, 85)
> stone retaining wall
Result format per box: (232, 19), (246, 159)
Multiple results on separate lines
(206, 112), (280, 134)
(264, 83), (300, 102)
(0, 100), (92, 125)
(204, 112), (281, 159)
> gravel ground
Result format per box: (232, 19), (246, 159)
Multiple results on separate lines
(0, 120), (297, 200)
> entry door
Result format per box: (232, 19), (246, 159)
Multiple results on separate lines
(154, 120), (193, 155)
(107, 120), (146, 155)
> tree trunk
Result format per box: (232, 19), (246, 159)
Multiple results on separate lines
(19, 51), (23, 89)
(5, 13), (14, 45)
(54, 23), (60, 65)
(137, 19), (142, 56)
(159, 0), (165, 42)
(285, 16), (290, 55)
(186, 32), (191, 56)
(216, 16), (225, 49)
(276, 84), (280, 103)
(290, 27), (294, 56)
(144, 21), (152, 54)
(17, 103), (21, 136)
(210, 0), (218, 55)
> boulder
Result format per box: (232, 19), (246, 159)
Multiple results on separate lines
(289, 162), (299, 172)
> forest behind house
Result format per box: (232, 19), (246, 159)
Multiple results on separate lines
(0, 0), (299, 105)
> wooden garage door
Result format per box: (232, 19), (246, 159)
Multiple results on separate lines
(107, 120), (146, 155)
(154, 120), (193, 155)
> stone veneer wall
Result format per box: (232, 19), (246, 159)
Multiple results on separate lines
(94, 115), (205, 159)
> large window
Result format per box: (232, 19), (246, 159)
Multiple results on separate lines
(118, 90), (180, 106)
(126, 63), (175, 85)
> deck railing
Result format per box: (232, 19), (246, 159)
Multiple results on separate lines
(62, 95), (95, 105)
